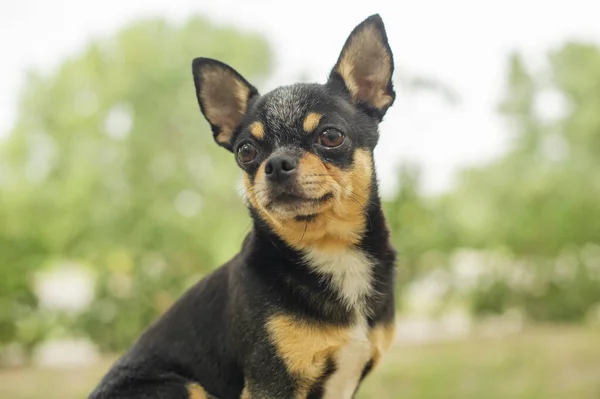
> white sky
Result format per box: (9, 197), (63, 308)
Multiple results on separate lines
(1, 0), (599, 196)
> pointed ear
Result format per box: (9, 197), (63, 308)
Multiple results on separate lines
(192, 58), (259, 151)
(328, 14), (395, 119)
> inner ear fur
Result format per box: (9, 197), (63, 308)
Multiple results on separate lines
(192, 58), (259, 151)
(329, 14), (395, 118)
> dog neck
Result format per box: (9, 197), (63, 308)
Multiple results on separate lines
(243, 188), (395, 324)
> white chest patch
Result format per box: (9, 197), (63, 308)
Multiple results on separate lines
(322, 321), (372, 399)
(304, 248), (375, 398)
(303, 248), (374, 319)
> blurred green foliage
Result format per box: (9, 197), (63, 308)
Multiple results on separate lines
(0, 13), (599, 356)
(443, 45), (600, 253)
(0, 16), (271, 352)
(385, 43), (600, 321)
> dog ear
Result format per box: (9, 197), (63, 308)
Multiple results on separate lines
(192, 58), (259, 151)
(328, 14), (395, 119)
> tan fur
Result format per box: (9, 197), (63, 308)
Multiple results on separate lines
(266, 316), (393, 398)
(198, 66), (250, 146)
(267, 314), (350, 394)
(369, 322), (396, 368)
(187, 383), (207, 399)
(303, 112), (323, 133)
(244, 149), (373, 251)
(249, 121), (265, 140)
(336, 25), (393, 111)
(240, 386), (251, 399)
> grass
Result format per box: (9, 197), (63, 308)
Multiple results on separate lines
(1, 325), (599, 399)
(358, 325), (600, 399)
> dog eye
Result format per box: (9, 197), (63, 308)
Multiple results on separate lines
(318, 129), (345, 148)
(237, 143), (258, 163)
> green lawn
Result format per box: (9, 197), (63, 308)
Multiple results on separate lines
(1, 325), (599, 399)
(359, 325), (600, 399)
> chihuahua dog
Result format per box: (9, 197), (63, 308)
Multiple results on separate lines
(89, 14), (396, 399)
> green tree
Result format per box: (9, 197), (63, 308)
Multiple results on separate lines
(446, 44), (600, 255)
(440, 43), (600, 320)
(0, 16), (272, 351)
(384, 164), (458, 292)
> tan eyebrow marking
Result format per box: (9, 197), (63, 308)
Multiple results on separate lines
(303, 112), (323, 133)
(249, 121), (265, 139)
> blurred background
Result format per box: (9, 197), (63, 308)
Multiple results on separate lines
(1, 1), (600, 398)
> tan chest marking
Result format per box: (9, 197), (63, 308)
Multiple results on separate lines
(240, 385), (251, 399)
(369, 322), (396, 369)
(265, 316), (396, 398)
(187, 383), (207, 399)
(267, 314), (349, 395)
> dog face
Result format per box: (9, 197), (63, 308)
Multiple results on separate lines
(192, 14), (395, 250)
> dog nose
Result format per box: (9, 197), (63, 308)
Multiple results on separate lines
(265, 155), (297, 182)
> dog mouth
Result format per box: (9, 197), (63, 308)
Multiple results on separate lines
(269, 192), (333, 206)
(265, 192), (334, 216)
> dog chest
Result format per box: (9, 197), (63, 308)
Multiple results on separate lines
(264, 248), (378, 397)
(303, 248), (374, 319)
(304, 249), (375, 396)
(321, 321), (372, 399)
(267, 315), (373, 398)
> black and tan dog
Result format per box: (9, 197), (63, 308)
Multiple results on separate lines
(89, 14), (397, 399)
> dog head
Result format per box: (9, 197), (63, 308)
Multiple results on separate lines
(192, 14), (395, 251)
